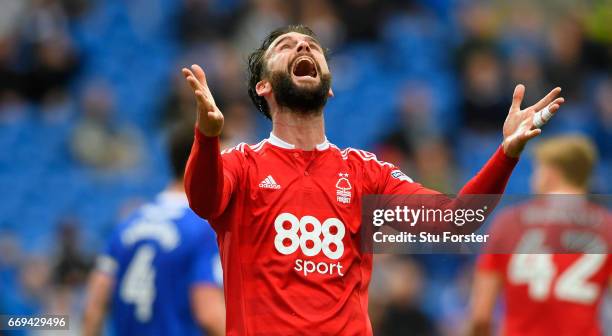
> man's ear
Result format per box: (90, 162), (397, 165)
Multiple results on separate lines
(328, 87), (334, 98)
(256, 80), (271, 97)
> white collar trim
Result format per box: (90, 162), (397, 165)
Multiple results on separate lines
(268, 132), (330, 150)
(158, 190), (188, 205)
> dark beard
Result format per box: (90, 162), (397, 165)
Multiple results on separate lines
(269, 70), (331, 116)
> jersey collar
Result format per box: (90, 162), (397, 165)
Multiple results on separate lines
(268, 132), (330, 151)
(158, 190), (188, 205)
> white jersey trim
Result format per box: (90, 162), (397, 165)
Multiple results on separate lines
(221, 142), (247, 155)
(332, 146), (395, 168)
(268, 132), (331, 151)
(250, 139), (268, 152)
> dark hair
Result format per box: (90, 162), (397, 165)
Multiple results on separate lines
(168, 123), (196, 180)
(247, 24), (329, 119)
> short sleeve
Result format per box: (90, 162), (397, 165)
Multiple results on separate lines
(606, 255), (612, 279)
(95, 228), (121, 277)
(476, 254), (509, 274)
(190, 223), (222, 287)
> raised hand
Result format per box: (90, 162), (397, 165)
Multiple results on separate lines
(501, 84), (565, 158)
(181, 64), (224, 137)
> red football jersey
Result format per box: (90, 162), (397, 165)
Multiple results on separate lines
(478, 201), (612, 336)
(186, 130), (517, 335)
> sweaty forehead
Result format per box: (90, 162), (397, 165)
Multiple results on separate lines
(266, 32), (320, 53)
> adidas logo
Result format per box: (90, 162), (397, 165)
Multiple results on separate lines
(259, 175), (281, 189)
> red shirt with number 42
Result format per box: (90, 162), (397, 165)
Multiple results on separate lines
(478, 200), (612, 336)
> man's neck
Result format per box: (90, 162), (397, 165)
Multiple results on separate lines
(545, 184), (587, 194)
(271, 109), (326, 150)
(168, 181), (185, 193)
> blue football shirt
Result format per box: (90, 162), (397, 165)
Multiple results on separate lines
(97, 191), (222, 336)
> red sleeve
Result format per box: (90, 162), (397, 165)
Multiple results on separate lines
(368, 146), (517, 196)
(365, 146), (517, 234)
(605, 255), (612, 279)
(184, 127), (243, 221)
(354, 149), (423, 195)
(457, 146), (518, 195)
(476, 254), (509, 274)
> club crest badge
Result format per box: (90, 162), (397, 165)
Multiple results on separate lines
(336, 173), (352, 204)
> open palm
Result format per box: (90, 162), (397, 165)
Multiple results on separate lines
(181, 64), (224, 137)
(502, 84), (565, 157)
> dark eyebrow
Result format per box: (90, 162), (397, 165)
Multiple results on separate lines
(272, 35), (322, 50)
(304, 36), (322, 49)
(272, 36), (294, 48)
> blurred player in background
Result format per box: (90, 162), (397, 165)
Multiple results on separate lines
(82, 124), (225, 336)
(469, 135), (612, 336)
(182, 24), (565, 335)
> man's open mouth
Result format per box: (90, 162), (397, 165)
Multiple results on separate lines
(292, 56), (317, 78)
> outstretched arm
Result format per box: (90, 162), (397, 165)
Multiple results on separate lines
(374, 85), (564, 233)
(182, 65), (233, 220)
(393, 85), (564, 196)
(450, 84), (564, 196)
(434, 86), (563, 230)
(82, 271), (114, 336)
(500, 84), (564, 158)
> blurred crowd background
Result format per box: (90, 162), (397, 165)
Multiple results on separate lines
(0, 0), (610, 334)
